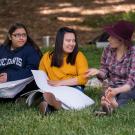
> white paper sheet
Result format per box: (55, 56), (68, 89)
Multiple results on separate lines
(31, 70), (94, 110)
(0, 77), (33, 98)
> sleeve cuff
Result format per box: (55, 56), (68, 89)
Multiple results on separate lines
(97, 70), (107, 80)
(126, 81), (134, 89)
(77, 75), (88, 85)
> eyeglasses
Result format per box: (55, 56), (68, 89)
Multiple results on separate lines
(12, 33), (27, 38)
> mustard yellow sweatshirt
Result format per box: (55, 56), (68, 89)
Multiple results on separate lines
(39, 51), (88, 85)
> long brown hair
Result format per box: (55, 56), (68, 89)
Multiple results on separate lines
(50, 27), (78, 67)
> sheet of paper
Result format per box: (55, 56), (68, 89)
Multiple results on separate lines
(31, 70), (94, 110)
(0, 77), (33, 98)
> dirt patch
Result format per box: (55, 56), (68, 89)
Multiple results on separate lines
(0, 0), (135, 47)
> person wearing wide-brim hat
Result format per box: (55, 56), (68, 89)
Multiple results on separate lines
(85, 20), (135, 115)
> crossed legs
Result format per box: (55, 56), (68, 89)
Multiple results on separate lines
(100, 87), (135, 115)
(101, 95), (118, 115)
(39, 92), (61, 115)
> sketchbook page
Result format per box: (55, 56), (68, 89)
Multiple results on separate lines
(0, 80), (21, 89)
(47, 86), (95, 110)
(0, 77), (33, 89)
(31, 70), (51, 91)
(31, 70), (94, 110)
(0, 77), (33, 98)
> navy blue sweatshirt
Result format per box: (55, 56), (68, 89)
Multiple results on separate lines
(0, 44), (41, 81)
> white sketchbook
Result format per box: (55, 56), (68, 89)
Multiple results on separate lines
(0, 77), (33, 98)
(28, 70), (94, 110)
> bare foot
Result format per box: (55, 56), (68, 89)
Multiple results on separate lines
(39, 101), (48, 114)
(101, 96), (110, 105)
(107, 92), (118, 108)
(43, 92), (61, 109)
(101, 96), (113, 115)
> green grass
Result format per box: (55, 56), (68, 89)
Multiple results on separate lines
(0, 46), (135, 135)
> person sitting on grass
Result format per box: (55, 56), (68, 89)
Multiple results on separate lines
(85, 20), (135, 115)
(0, 22), (42, 102)
(38, 27), (89, 115)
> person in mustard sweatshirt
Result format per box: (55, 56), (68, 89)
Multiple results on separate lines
(38, 27), (89, 115)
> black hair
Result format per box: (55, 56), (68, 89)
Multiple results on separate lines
(3, 22), (42, 57)
(50, 27), (78, 67)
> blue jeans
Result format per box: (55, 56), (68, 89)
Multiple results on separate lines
(116, 87), (135, 107)
(71, 86), (84, 92)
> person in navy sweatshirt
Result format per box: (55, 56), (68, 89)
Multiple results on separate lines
(0, 22), (42, 102)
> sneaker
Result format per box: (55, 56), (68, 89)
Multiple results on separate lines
(32, 92), (44, 106)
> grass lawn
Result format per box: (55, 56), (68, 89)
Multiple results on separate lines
(0, 46), (135, 135)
